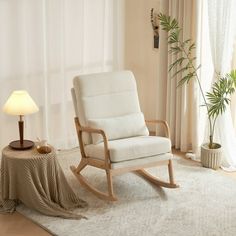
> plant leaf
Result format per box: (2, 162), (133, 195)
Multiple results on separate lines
(169, 57), (186, 71)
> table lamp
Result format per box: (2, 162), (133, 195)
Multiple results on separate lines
(3, 90), (39, 150)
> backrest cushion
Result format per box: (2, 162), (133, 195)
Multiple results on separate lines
(88, 112), (149, 144)
(72, 70), (148, 144)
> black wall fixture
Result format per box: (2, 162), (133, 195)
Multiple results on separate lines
(151, 8), (159, 48)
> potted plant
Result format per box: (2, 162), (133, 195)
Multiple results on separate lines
(158, 13), (236, 169)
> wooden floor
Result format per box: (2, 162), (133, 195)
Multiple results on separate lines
(1, 149), (236, 236)
(0, 212), (51, 236)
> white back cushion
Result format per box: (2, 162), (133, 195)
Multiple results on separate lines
(88, 113), (149, 144)
(73, 71), (146, 144)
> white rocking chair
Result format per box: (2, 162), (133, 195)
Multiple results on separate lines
(71, 70), (179, 201)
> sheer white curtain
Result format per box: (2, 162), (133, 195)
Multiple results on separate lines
(159, 0), (199, 153)
(207, 0), (236, 169)
(0, 0), (124, 149)
(231, 46), (236, 129)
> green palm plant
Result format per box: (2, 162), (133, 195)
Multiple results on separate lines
(158, 13), (236, 149)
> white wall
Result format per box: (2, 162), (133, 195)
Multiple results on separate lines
(124, 0), (165, 121)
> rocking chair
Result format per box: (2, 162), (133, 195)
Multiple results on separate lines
(71, 70), (178, 201)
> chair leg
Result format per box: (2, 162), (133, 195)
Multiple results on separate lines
(71, 158), (87, 174)
(106, 170), (116, 198)
(168, 159), (175, 184)
(135, 160), (179, 188)
(71, 161), (117, 201)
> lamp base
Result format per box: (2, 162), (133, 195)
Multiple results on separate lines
(9, 140), (35, 150)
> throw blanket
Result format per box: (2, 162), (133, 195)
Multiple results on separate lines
(0, 146), (87, 219)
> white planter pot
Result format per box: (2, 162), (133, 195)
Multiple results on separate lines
(201, 143), (222, 170)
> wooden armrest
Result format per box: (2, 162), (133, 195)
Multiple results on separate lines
(74, 117), (110, 166)
(79, 126), (108, 141)
(145, 119), (170, 138)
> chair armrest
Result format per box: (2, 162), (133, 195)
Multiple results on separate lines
(79, 126), (108, 141)
(74, 117), (111, 166)
(145, 120), (170, 138)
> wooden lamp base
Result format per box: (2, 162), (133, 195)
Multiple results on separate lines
(9, 140), (34, 150)
(8, 116), (34, 150)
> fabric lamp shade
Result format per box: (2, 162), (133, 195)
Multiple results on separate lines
(3, 90), (39, 116)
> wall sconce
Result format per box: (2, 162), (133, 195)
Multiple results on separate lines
(151, 8), (159, 48)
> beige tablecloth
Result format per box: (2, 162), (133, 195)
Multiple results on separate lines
(0, 146), (87, 219)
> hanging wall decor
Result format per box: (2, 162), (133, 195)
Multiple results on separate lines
(150, 8), (159, 48)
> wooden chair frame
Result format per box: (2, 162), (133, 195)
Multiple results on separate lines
(70, 117), (179, 201)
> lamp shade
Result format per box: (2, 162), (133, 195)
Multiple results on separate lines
(3, 90), (39, 116)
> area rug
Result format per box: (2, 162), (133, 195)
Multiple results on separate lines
(16, 149), (236, 236)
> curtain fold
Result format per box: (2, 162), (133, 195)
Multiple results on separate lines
(207, 0), (236, 170)
(159, 0), (199, 153)
(0, 0), (124, 149)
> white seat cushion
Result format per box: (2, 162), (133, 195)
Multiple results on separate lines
(84, 136), (171, 163)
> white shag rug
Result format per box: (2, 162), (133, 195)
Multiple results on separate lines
(16, 149), (236, 236)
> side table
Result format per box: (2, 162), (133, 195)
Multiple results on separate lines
(0, 145), (87, 219)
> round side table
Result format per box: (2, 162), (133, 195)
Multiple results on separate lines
(0, 145), (87, 219)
